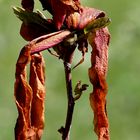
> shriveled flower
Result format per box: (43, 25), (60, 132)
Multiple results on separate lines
(13, 0), (111, 140)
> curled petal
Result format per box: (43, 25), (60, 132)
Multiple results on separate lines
(78, 7), (106, 30)
(51, 0), (67, 29)
(65, 11), (81, 29)
(60, 0), (81, 10)
(20, 22), (53, 41)
(30, 30), (71, 54)
(29, 53), (46, 139)
(65, 7), (106, 30)
(14, 46), (34, 139)
(14, 45), (46, 139)
(88, 27), (110, 140)
(47, 0), (81, 29)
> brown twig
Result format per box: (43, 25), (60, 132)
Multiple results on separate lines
(63, 61), (75, 140)
(58, 44), (76, 140)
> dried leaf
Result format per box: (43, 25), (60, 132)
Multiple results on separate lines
(84, 17), (111, 34)
(88, 27), (110, 140)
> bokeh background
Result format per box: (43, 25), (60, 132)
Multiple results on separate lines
(0, 0), (140, 139)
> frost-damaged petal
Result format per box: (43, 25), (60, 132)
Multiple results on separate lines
(48, 0), (81, 29)
(21, 0), (34, 11)
(29, 53), (46, 139)
(65, 7), (105, 30)
(39, 0), (80, 12)
(14, 46), (34, 139)
(20, 22), (54, 41)
(30, 30), (71, 54)
(78, 7), (106, 30)
(51, 0), (67, 29)
(88, 27), (110, 140)
(60, 0), (80, 10)
(14, 45), (46, 139)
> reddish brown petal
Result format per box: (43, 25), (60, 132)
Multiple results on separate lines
(14, 46), (34, 139)
(14, 45), (46, 139)
(20, 22), (52, 41)
(65, 7), (105, 30)
(88, 27), (110, 140)
(51, 0), (67, 29)
(29, 53), (46, 139)
(48, 0), (81, 29)
(65, 11), (81, 29)
(60, 0), (80, 10)
(30, 30), (71, 54)
(78, 7), (105, 30)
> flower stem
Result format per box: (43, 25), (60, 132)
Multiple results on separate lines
(62, 61), (75, 140)
(58, 44), (76, 140)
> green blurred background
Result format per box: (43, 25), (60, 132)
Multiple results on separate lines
(0, 0), (140, 139)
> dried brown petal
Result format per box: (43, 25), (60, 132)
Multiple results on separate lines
(30, 30), (71, 54)
(14, 45), (46, 140)
(65, 11), (81, 29)
(14, 46), (34, 139)
(51, 0), (68, 29)
(78, 7), (105, 30)
(29, 53), (46, 139)
(43, 0), (81, 29)
(65, 7), (105, 30)
(88, 27), (110, 140)
(20, 22), (52, 41)
(60, 0), (80, 10)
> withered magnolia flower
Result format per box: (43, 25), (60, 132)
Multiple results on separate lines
(14, 0), (111, 140)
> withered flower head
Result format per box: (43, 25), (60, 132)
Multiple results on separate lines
(14, 0), (111, 140)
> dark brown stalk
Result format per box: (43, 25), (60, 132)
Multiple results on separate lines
(62, 61), (74, 140)
(58, 44), (76, 140)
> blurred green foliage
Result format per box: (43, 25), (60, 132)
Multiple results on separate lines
(0, 0), (140, 140)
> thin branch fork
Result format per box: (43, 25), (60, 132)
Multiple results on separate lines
(61, 61), (75, 140)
